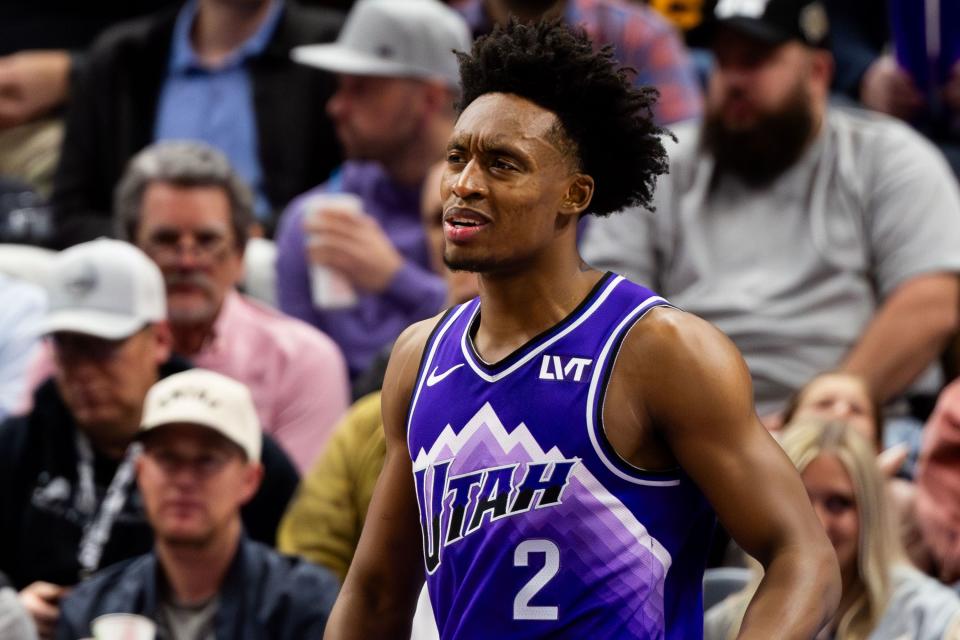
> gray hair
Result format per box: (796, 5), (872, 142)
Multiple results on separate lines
(114, 141), (255, 251)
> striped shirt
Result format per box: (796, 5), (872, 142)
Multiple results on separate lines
(455, 0), (703, 125)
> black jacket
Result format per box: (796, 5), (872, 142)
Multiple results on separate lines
(51, 1), (344, 247)
(57, 535), (339, 640)
(0, 358), (300, 589)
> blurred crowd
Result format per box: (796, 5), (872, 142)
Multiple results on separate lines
(1, 0), (960, 638)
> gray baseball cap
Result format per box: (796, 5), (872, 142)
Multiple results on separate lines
(292, 0), (472, 88)
(38, 238), (166, 340)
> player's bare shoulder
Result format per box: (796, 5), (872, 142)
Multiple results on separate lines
(620, 306), (748, 381)
(382, 310), (458, 436)
(603, 305), (756, 467)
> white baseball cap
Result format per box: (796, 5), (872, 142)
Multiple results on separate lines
(38, 238), (166, 339)
(139, 369), (262, 463)
(292, 0), (472, 88)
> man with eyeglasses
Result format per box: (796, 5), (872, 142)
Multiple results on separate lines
(57, 369), (340, 640)
(115, 140), (350, 473)
(0, 238), (299, 639)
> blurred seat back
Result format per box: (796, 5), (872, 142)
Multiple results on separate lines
(703, 566), (752, 612)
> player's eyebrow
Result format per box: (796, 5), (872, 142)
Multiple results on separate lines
(446, 133), (539, 170)
(446, 136), (467, 151)
(448, 133), (529, 155)
(477, 135), (525, 154)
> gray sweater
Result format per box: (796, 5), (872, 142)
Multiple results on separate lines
(704, 565), (960, 640)
(0, 588), (37, 640)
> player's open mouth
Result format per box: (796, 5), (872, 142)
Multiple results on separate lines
(443, 208), (491, 242)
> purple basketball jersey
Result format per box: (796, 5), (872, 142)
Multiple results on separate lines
(407, 274), (715, 639)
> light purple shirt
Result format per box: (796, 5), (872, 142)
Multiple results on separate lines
(275, 161), (447, 380)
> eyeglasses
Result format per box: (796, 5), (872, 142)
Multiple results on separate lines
(144, 447), (239, 478)
(143, 227), (233, 263)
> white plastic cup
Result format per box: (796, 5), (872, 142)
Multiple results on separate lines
(303, 193), (362, 309)
(91, 613), (156, 640)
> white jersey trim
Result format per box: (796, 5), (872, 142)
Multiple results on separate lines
(586, 296), (681, 487)
(460, 275), (626, 383)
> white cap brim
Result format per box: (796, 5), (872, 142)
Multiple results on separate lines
(37, 309), (146, 340)
(292, 44), (448, 83)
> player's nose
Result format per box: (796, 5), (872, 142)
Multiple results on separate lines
(451, 158), (487, 199)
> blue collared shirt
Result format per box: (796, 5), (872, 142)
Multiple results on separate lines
(153, 0), (284, 219)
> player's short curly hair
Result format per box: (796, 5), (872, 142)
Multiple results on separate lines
(456, 19), (669, 216)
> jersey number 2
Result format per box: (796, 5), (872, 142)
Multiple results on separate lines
(513, 539), (559, 621)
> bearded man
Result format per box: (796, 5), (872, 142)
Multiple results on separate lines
(584, 0), (960, 426)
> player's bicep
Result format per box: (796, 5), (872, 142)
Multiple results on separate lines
(639, 313), (820, 564)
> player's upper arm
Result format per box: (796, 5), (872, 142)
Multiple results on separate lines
(624, 308), (825, 565)
(327, 315), (443, 638)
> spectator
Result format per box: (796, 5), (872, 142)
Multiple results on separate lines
(0, 1), (177, 198)
(278, 160), (479, 579)
(781, 371), (881, 448)
(453, 0), (703, 125)
(51, 0), (345, 247)
(275, 0), (470, 381)
(823, 0), (960, 178)
(278, 391), (382, 582)
(0, 273), (45, 421)
(916, 379), (960, 584)
(115, 141), (350, 472)
(583, 0), (960, 421)
(57, 369), (339, 640)
(706, 420), (960, 640)
(0, 239), (298, 638)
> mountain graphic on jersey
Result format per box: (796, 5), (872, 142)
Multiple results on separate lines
(412, 402), (672, 637)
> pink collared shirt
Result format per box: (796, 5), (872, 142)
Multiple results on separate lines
(194, 291), (349, 472)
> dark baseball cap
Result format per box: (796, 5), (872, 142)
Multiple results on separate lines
(714, 0), (830, 49)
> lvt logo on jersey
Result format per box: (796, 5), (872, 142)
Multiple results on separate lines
(538, 355), (592, 382)
(415, 458), (579, 573)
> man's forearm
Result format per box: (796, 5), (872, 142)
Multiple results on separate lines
(842, 273), (959, 402)
(738, 544), (840, 639)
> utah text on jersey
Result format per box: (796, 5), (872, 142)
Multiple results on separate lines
(415, 455), (579, 573)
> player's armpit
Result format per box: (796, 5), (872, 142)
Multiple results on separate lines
(619, 308), (841, 639)
(324, 317), (440, 640)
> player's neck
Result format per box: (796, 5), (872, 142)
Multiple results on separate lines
(474, 254), (601, 362)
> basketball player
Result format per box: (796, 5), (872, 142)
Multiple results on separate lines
(324, 20), (840, 639)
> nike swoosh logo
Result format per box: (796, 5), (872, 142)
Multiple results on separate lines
(426, 363), (464, 387)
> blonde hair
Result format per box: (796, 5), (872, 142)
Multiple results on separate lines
(781, 419), (901, 639)
(715, 419), (900, 640)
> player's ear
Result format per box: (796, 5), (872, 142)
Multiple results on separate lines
(559, 174), (594, 218)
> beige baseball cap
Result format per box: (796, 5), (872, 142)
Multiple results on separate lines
(139, 369), (262, 462)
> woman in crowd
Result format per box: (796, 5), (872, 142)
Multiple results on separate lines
(705, 420), (960, 639)
(781, 372), (882, 449)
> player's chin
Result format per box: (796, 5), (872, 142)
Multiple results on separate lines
(442, 250), (497, 274)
